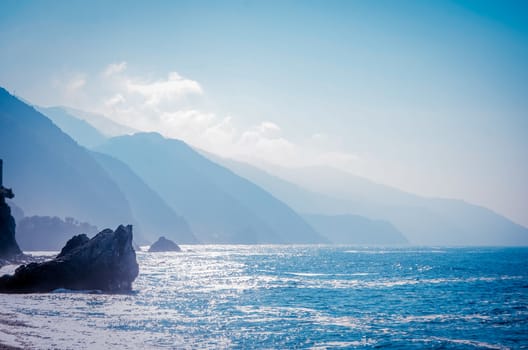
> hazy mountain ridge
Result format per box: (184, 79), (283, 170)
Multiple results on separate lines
(97, 133), (325, 244)
(59, 106), (136, 137)
(0, 88), (137, 232)
(16, 215), (99, 251)
(303, 214), (408, 245)
(212, 155), (528, 246)
(3, 90), (322, 246)
(3, 87), (526, 246)
(91, 151), (197, 244)
(37, 106), (107, 148)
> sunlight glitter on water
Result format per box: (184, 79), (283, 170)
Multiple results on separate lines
(0, 245), (527, 349)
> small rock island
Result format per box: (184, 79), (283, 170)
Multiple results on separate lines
(148, 236), (181, 252)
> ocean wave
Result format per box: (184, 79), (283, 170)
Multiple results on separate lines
(272, 275), (526, 290)
(51, 288), (104, 294)
(286, 272), (373, 277)
(345, 249), (447, 254)
(310, 339), (377, 349)
(398, 313), (492, 323)
(416, 336), (510, 350)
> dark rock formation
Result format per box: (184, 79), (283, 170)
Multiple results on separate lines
(0, 199), (22, 260)
(0, 225), (139, 293)
(57, 234), (90, 258)
(9, 202), (24, 223)
(0, 159), (22, 260)
(148, 236), (181, 252)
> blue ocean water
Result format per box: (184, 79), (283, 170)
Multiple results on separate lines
(1, 246), (527, 349)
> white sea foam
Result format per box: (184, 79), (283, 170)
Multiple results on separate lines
(418, 336), (510, 350)
(398, 313), (491, 323)
(286, 272), (373, 277)
(345, 249), (447, 254)
(310, 339), (377, 349)
(274, 275), (525, 290)
(0, 264), (19, 276)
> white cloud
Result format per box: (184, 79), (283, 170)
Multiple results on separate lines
(103, 62), (127, 77)
(50, 72), (89, 108)
(313, 151), (361, 170)
(238, 124), (295, 157)
(51, 63), (360, 173)
(125, 71), (202, 106)
(257, 121), (281, 138)
(311, 133), (328, 141)
(105, 93), (126, 107)
(68, 76), (86, 91)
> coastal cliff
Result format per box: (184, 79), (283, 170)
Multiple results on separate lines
(0, 159), (22, 261)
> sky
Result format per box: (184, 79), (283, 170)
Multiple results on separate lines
(0, 0), (527, 227)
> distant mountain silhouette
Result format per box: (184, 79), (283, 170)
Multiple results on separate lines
(97, 133), (325, 244)
(208, 155), (354, 214)
(61, 107), (136, 137)
(37, 106), (107, 148)
(5, 86), (524, 246)
(303, 214), (408, 245)
(91, 151), (197, 243)
(0, 88), (136, 232)
(213, 156), (528, 246)
(17, 216), (99, 251)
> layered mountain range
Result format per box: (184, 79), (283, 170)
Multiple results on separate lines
(2, 87), (527, 247)
(214, 156), (528, 246)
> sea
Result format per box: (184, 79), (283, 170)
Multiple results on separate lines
(0, 245), (527, 349)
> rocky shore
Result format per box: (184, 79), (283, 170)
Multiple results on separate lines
(0, 225), (139, 293)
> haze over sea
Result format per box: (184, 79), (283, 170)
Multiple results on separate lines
(1, 245), (526, 349)
(1, 1), (528, 349)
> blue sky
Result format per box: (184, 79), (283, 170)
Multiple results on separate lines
(0, 0), (527, 226)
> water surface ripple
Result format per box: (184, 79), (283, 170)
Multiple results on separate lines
(0, 246), (526, 349)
